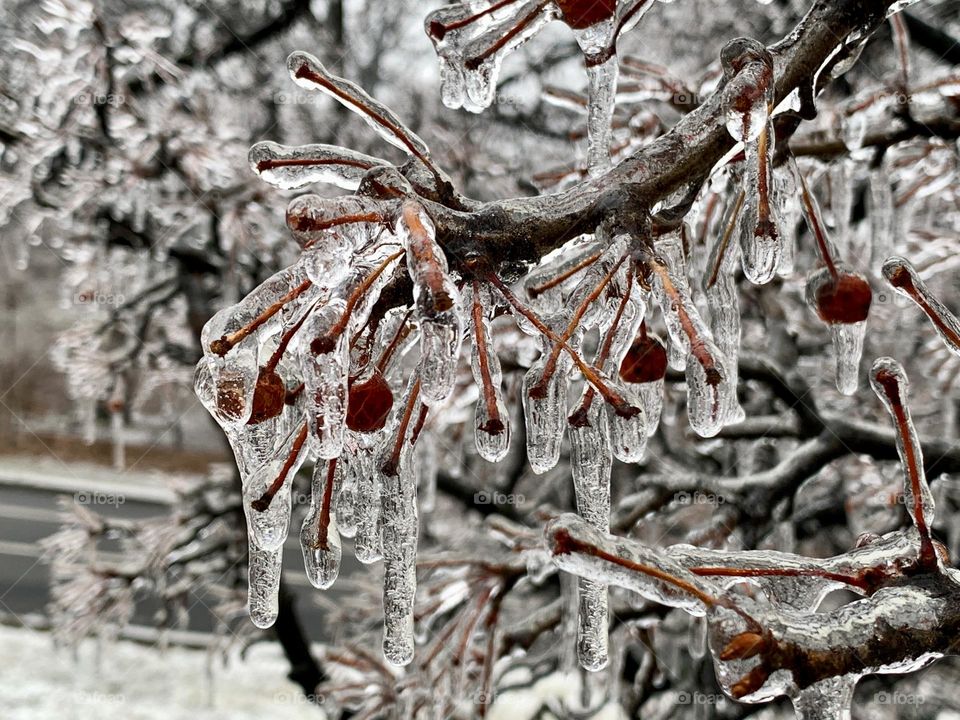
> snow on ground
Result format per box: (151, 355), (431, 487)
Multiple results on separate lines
(0, 625), (326, 720)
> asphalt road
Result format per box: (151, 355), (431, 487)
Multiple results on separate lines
(0, 466), (351, 642)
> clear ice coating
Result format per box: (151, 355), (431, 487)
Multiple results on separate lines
(397, 202), (463, 406)
(546, 514), (717, 616)
(804, 266), (870, 396)
(285, 194), (390, 288)
(868, 358), (937, 543)
(651, 233), (731, 436)
(301, 459), (343, 589)
(287, 51), (435, 167)
(468, 283), (511, 462)
(771, 161), (800, 275)
(706, 190), (746, 422)
(869, 166), (895, 266)
(179, 4), (960, 692)
(568, 398), (612, 671)
(522, 313), (573, 474)
(248, 141), (386, 191)
(298, 299), (349, 459)
(247, 543), (283, 629)
(548, 507), (955, 719)
(354, 443), (384, 564)
(380, 376), (423, 667)
(424, 1), (558, 114)
(830, 321), (866, 396)
(599, 276), (648, 461)
(739, 116), (782, 285)
(242, 422), (309, 551)
(882, 256), (960, 358)
(583, 54), (619, 175)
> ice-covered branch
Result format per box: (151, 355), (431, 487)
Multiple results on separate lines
(415, 0), (902, 271)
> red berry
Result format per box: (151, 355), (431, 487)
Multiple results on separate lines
(811, 271), (872, 325)
(346, 369), (394, 433)
(555, 0), (616, 29)
(248, 369), (286, 425)
(619, 335), (668, 384)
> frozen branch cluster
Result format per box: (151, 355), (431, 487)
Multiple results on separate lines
(185, 0), (960, 715)
(9, 0), (960, 716)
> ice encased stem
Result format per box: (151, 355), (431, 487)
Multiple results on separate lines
(301, 459), (342, 589)
(469, 283), (511, 462)
(568, 399), (612, 671)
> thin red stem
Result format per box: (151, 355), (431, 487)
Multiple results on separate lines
(487, 273), (637, 418)
(251, 422), (309, 511)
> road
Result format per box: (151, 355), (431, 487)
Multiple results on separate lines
(0, 461), (351, 642)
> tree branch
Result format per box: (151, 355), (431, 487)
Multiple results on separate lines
(416, 0), (898, 271)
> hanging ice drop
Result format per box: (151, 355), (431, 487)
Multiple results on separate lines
(301, 459), (342, 589)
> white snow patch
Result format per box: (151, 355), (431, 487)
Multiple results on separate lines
(0, 625), (326, 720)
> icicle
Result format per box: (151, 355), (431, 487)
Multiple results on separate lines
(771, 161), (800, 275)
(425, 1), (557, 113)
(416, 430), (438, 513)
(298, 299), (349, 459)
(601, 283), (648, 461)
(655, 231), (690, 372)
(301, 459), (342, 589)
(650, 240), (732, 436)
(523, 316), (572, 474)
(882, 257), (960, 357)
(469, 282), (511, 462)
(797, 158), (871, 395)
(706, 190), (746, 422)
(688, 615), (707, 659)
(380, 376), (424, 667)
(685, 340), (730, 437)
(869, 165), (895, 266)
(829, 158), (854, 250)
(337, 453), (358, 538)
(739, 116), (782, 284)
(805, 267), (870, 395)
(249, 141), (387, 190)
(583, 54), (618, 175)
(354, 443), (383, 563)
(287, 52), (436, 171)
(397, 201), (463, 405)
(568, 396), (612, 671)
(720, 38), (779, 285)
(242, 422), (309, 551)
(247, 543), (283, 629)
